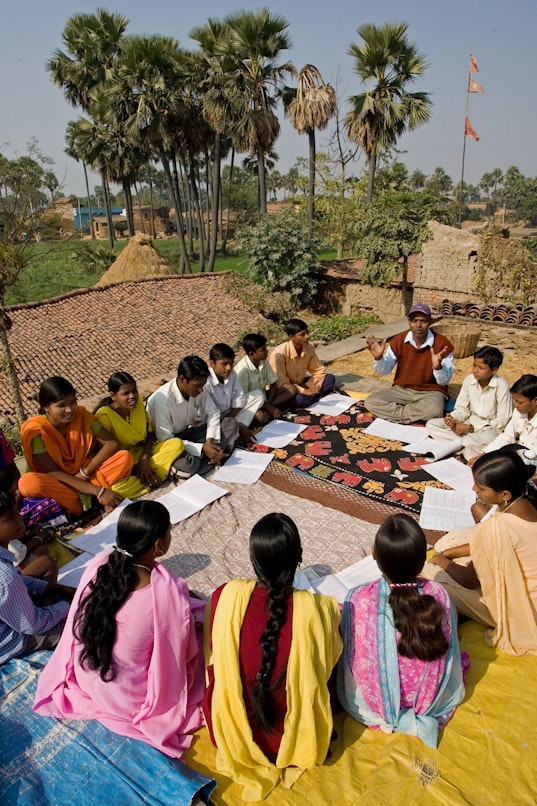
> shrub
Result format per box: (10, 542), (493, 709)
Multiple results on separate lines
(309, 313), (381, 343)
(237, 209), (322, 306)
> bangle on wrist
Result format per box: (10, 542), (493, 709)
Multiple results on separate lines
(96, 486), (106, 502)
(79, 467), (90, 479)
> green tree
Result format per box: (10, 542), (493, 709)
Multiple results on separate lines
(351, 188), (455, 306)
(426, 166), (453, 196)
(287, 64), (337, 228)
(409, 168), (427, 190)
(238, 208), (321, 305)
(0, 144), (61, 422)
(346, 21), (431, 202)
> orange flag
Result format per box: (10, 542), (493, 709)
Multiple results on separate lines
(469, 55), (479, 73)
(468, 77), (484, 93)
(465, 117), (479, 141)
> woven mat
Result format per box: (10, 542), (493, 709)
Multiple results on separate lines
(153, 478), (379, 598)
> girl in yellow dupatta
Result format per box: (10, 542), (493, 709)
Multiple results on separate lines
(20, 377), (134, 516)
(204, 513), (342, 801)
(95, 372), (183, 499)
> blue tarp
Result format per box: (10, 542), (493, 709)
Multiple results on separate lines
(0, 652), (215, 805)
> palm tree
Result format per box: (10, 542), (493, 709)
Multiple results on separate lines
(109, 34), (193, 272)
(287, 64), (336, 227)
(346, 21), (432, 202)
(221, 8), (294, 216)
(48, 10), (127, 110)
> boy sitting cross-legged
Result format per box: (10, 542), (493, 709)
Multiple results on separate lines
(0, 491), (74, 665)
(269, 318), (335, 409)
(426, 345), (512, 461)
(235, 334), (292, 425)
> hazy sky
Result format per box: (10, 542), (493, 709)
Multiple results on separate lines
(1, 0), (535, 196)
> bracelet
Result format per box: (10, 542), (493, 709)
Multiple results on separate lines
(79, 467), (90, 479)
(96, 486), (106, 502)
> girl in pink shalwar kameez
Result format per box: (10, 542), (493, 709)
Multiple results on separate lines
(34, 500), (205, 758)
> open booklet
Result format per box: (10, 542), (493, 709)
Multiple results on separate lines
(418, 486), (476, 532)
(403, 437), (463, 461)
(293, 554), (381, 604)
(59, 476), (229, 588)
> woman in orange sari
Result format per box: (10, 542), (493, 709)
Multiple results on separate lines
(20, 377), (134, 515)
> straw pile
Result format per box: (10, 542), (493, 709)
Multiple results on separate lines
(96, 234), (177, 286)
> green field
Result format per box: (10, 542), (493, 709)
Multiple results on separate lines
(4, 239), (264, 306)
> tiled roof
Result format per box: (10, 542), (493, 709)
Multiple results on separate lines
(1, 273), (269, 417)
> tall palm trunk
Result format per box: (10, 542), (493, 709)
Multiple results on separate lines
(257, 147), (267, 216)
(122, 180), (135, 236)
(82, 162), (94, 239)
(102, 175), (115, 249)
(222, 146), (235, 255)
(308, 128), (316, 231)
(207, 132), (221, 272)
(366, 153), (377, 203)
(188, 154), (205, 272)
(134, 183), (146, 234)
(147, 166), (156, 238)
(159, 149), (191, 274)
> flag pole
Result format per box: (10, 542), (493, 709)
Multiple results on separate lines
(459, 58), (471, 225)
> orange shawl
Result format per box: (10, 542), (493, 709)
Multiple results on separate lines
(21, 407), (97, 475)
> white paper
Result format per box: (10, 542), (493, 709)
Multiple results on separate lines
(403, 437), (463, 461)
(156, 474), (229, 524)
(211, 449), (274, 484)
(312, 574), (349, 602)
(418, 486), (476, 531)
(292, 569), (315, 591)
(306, 393), (354, 416)
(255, 420), (307, 448)
(335, 554), (382, 588)
(363, 418), (428, 444)
(422, 457), (474, 493)
(70, 499), (132, 554)
(312, 554), (382, 604)
(57, 552), (95, 588)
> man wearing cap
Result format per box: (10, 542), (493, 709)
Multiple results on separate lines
(363, 303), (454, 424)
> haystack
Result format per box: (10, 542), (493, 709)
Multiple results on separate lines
(96, 233), (177, 286)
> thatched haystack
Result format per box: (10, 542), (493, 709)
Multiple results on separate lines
(96, 233), (177, 286)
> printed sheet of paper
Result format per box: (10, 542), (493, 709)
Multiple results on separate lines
(70, 499), (132, 554)
(403, 437), (462, 461)
(255, 420), (307, 448)
(58, 552), (95, 588)
(157, 474), (229, 524)
(306, 393), (354, 417)
(422, 457), (474, 493)
(313, 554), (381, 604)
(418, 486), (476, 531)
(211, 449), (274, 484)
(363, 418), (428, 444)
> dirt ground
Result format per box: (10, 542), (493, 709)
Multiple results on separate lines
(328, 320), (537, 398)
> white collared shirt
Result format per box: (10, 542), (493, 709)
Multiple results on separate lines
(451, 374), (513, 431)
(484, 408), (537, 455)
(205, 368), (246, 414)
(147, 378), (220, 455)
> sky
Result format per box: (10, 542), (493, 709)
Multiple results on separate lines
(1, 0), (536, 197)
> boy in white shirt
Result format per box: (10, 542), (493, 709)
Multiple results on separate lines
(426, 346), (512, 460)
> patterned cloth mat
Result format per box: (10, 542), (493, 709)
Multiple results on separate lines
(249, 401), (450, 518)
